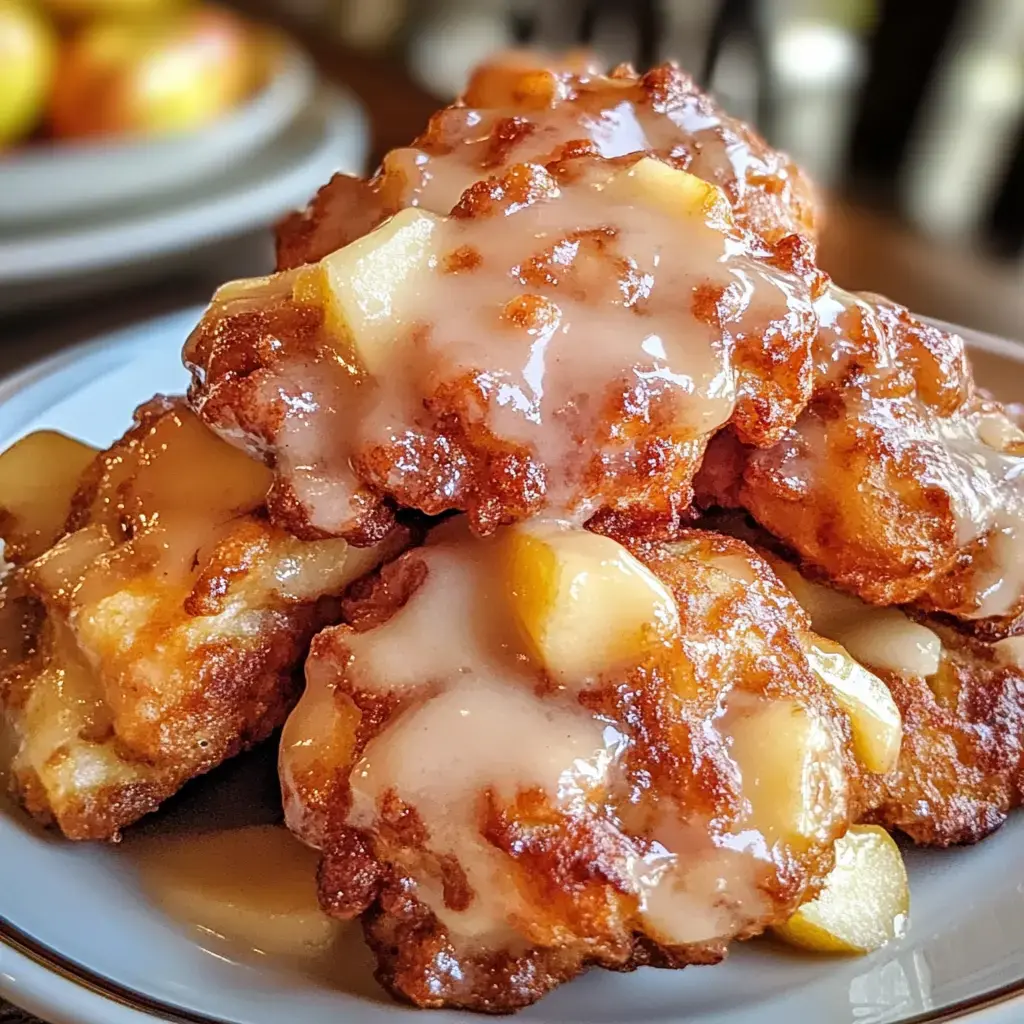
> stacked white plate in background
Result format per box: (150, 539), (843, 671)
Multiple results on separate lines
(0, 40), (368, 316)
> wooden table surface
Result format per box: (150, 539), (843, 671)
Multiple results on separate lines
(1, 1004), (35, 1024)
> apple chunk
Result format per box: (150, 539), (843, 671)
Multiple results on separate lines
(294, 207), (443, 377)
(803, 636), (902, 775)
(773, 825), (910, 954)
(769, 555), (941, 679)
(503, 522), (679, 683)
(728, 698), (847, 851)
(0, 430), (98, 562)
(604, 157), (733, 227)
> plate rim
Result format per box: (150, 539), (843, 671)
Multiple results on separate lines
(0, 87), (367, 283)
(0, 37), (316, 224)
(1, 312), (1023, 1024)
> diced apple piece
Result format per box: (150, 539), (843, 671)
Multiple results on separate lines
(294, 207), (443, 377)
(773, 825), (910, 954)
(225, 526), (409, 605)
(260, 535), (386, 604)
(728, 698), (847, 850)
(463, 53), (584, 109)
(769, 555), (941, 679)
(503, 522), (679, 683)
(469, 66), (563, 110)
(977, 411), (1024, 452)
(80, 409), (272, 528)
(803, 636), (902, 774)
(168, 412), (273, 517)
(604, 157), (733, 227)
(768, 556), (864, 632)
(29, 523), (114, 601)
(834, 613), (942, 680)
(0, 430), (98, 562)
(995, 635), (1024, 668)
(212, 269), (299, 306)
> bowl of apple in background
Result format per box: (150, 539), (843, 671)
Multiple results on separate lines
(0, 0), (314, 223)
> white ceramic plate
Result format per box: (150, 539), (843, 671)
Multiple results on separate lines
(0, 41), (315, 225)
(0, 89), (366, 315)
(1, 310), (1024, 1024)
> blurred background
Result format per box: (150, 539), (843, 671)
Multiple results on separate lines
(0, 0), (1021, 368)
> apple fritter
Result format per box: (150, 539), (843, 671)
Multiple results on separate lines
(280, 522), (890, 1012)
(862, 634), (1024, 847)
(698, 291), (1024, 638)
(276, 57), (819, 273)
(187, 143), (824, 545)
(760, 548), (1024, 847)
(0, 398), (405, 840)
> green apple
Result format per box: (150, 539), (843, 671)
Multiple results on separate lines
(774, 825), (910, 954)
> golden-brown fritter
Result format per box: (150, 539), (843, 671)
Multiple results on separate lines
(280, 523), (872, 1012)
(725, 529), (1024, 848)
(276, 57), (819, 272)
(188, 141), (823, 544)
(697, 291), (1024, 638)
(0, 399), (405, 840)
(862, 630), (1024, 847)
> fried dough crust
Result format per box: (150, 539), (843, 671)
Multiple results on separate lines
(189, 154), (822, 545)
(700, 512), (1024, 847)
(698, 295), (1024, 637)
(190, 59), (823, 544)
(282, 527), (865, 1011)
(0, 399), (403, 840)
(862, 629), (1024, 846)
(276, 58), (819, 272)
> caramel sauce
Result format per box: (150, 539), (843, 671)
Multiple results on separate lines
(130, 826), (336, 958)
(0, 404), (405, 840)
(127, 824), (378, 993)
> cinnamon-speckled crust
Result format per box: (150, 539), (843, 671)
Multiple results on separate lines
(191, 144), (821, 545)
(294, 530), (864, 1011)
(860, 628), (1024, 847)
(692, 512), (1024, 848)
(698, 297), (1024, 635)
(359, 879), (726, 1015)
(276, 59), (819, 272)
(0, 528), (324, 841)
(0, 399), (403, 840)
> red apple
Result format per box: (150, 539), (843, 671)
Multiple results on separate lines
(49, 6), (257, 140)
